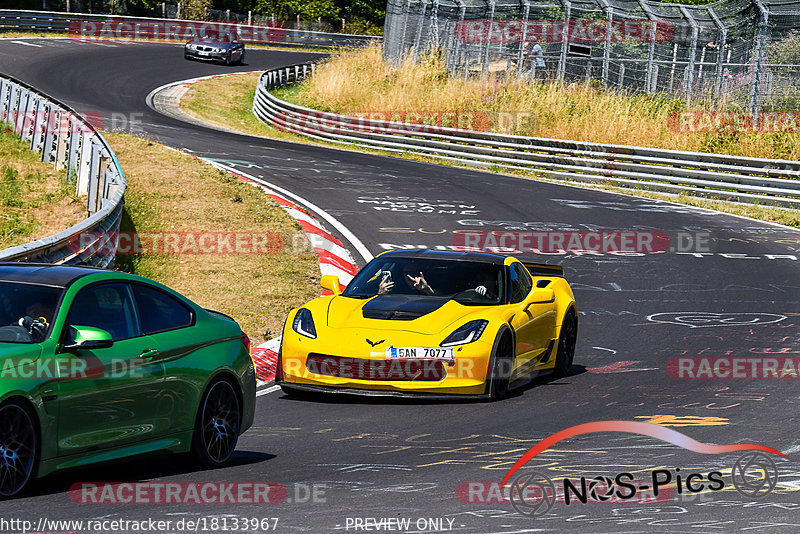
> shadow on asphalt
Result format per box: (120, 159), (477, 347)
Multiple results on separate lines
(275, 365), (588, 406)
(24, 450), (274, 499)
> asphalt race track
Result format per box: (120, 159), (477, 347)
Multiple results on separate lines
(1, 39), (800, 532)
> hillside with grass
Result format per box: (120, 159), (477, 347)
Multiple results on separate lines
(0, 129), (85, 250)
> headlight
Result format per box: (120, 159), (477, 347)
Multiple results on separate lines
(292, 308), (317, 339)
(440, 319), (488, 347)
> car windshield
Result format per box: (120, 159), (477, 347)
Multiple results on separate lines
(0, 281), (63, 343)
(343, 257), (505, 305)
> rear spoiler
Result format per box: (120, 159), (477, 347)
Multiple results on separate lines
(522, 262), (564, 277)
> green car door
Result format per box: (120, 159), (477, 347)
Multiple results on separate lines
(55, 282), (166, 456)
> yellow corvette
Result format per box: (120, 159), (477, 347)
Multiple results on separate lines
(277, 250), (577, 399)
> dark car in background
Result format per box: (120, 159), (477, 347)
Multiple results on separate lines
(184, 34), (245, 65)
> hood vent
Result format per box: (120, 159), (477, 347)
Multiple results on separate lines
(362, 295), (448, 320)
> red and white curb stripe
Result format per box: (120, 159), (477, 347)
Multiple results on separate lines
(148, 73), (370, 391)
(202, 161), (364, 390)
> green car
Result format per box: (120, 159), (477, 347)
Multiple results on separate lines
(0, 263), (256, 498)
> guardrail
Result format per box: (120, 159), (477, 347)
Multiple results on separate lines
(253, 63), (800, 209)
(0, 73), (126, 265)
(0, 10), (380, 49)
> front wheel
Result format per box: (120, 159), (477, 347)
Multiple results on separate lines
(0, 400), (38, 499)
(190, 378), (241, 467)
(487, 332), (514, 400)
(554, 309), (577, 377)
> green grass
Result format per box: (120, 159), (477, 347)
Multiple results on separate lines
(106, 132), (319, 345)
(0, 129), (84, 250)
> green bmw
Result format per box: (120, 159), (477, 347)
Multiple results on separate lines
(0, 263), (256, 498)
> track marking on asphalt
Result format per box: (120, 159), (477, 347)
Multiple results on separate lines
(10, 40), (42, 47)
(257, 384), (281, 396)
(207, 160), (373, 263)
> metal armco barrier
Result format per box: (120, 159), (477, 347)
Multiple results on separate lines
(253, 63), (800, 209)
(0, 10), (380, 49)
(0, 73), (126, 265)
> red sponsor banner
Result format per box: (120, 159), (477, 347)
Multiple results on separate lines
(455, 480), (673, 504)
(275, 110), (495, 135)
(452, 230), (670, 254)
(69, 482), (287, 505)
(666, 357), (800, 379)
(67, 232), (285, 255)
(455, 19), (673, 44)
(68, 20), (286, 44)
(668, 111), (800, 133)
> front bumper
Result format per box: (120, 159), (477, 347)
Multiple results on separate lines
(184, 48), (227, 61)
(277, 380), (491, 399)
(279, 331), (494, 396)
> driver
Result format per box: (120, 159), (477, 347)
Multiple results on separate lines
(15, 302), (52, 339)
(378, 262), (436, 296)
(471, 267), (498, 299)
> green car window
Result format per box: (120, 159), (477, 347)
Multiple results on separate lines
(65, 283), (139, 341)
(0, 281), (62, 343)
(132, 284), (194, 335)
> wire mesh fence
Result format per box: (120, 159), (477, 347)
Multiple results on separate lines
(383, 0), (800, 112)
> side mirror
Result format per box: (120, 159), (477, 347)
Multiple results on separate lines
(320, 275), (342, 295)
(63, 325), (114, 352)
(521, 288), (555, 311)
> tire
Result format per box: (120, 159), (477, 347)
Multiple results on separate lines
(190, 378), (241, 467)
(224, 52), (231, 66)
(487, 331), (514, 400)
(0, 400), (38, 499)
(554, 309), (577, 377)
(237, 51), (245, 65)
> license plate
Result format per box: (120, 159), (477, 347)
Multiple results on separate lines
(199, 51), (209, 56)
(386, 346), (454, 361)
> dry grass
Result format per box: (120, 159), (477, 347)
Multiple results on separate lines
(0, 129), (85, 249)
(107, 133), (319, 345)
(180, 71), (800, 227)
(293, 45), (800, 161)
(180, 73), (266, 133)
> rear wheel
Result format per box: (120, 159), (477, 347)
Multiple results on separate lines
(190, 378), (241, 467)
(0, 400), (38, 499)
(554, 309), (577, 377)
(488, 332), (514, 400)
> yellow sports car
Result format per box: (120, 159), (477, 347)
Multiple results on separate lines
(277, 250), (577, 399)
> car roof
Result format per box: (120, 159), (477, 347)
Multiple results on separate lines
(0, 263), (110, 288)
(377, 249), (506, 264)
